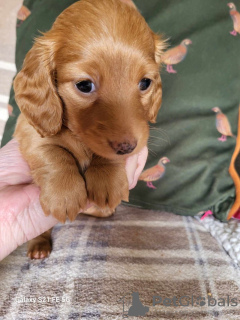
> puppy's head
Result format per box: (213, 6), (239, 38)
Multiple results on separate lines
(14, 0), (165, 160)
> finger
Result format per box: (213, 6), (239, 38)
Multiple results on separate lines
(0, 184), (58, 260)
(0, 139), (32, 189)
(0, 183), (94, 260)
(125, 153), (138, 187)
(129, 146), (148, 189)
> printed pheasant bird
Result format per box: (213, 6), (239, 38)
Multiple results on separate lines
(17, 5), (31, 27)
(7, 104), (13, 116)
(138, 157), (170, 189)
(162, 39), (192, 73)
(212, 107), (235, 142)
(228, 3), (240, 36)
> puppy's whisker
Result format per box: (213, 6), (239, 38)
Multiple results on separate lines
(149, 127), (168, 135)
(148, 141), (161, 147)
(148, 142), (161, 147)
(148, 139), (162, 145)
(149, 135), (168, 142)
(148, 137), (169, 146)
(149, 126), (168, 135)
(149, 129), (171, 145)
(148, 148), (157, 156)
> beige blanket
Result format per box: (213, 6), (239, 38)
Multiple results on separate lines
(1, 206), (240, 319)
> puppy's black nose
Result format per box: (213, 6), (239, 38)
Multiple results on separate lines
(109, 140), (137, 155)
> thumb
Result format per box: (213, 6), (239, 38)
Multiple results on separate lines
(0, 184), (58, 260)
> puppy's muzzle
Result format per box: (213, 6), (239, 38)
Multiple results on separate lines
(109, 140), (137, 155)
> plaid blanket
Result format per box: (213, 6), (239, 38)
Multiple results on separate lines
(1, 206), (240, 319)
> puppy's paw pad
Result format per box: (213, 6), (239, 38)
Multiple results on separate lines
(27, 242), (52, 259)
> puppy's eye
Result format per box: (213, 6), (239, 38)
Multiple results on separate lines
(139, 78), (152, 91)
(76, 80), (95, 93)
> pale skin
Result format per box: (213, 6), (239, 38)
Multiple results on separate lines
(0, 139), (148, 260)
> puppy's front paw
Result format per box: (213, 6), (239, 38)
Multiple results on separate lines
(40, 175), (87, 223)
(85, 163), (129, 210)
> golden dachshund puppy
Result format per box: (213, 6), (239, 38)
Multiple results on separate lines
(13, 0), (164, 258)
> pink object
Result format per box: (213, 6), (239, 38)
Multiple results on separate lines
(233, 208), (240, 219)
(230, 30), (237, 35)
(200, 210), (213, 220)
(0, 139), (32, 189)
(125, 146), (148, 190)
(218, 135), (227, 142)
(146, 181), (157, 189)
(166, 65), (177, 73)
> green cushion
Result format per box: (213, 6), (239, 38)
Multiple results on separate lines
(129, 0), (239, 221)
(1, 0), (239, 221)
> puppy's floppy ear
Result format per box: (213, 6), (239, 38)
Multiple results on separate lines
(14, 33), (62, 137)
(153, 33), (167, 65)
(119, 0), (137, 9)
(147, 34), (167, 123)
(148, 74), (162, 123)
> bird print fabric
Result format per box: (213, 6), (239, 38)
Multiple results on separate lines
(139, 157), (170, 189)
(7, 105), (13, 117)
(17, 5), (31, 27)
(17, 5), (31, 21)
(162, 39), (192, 73)
(212, 107), (235, 142)
(228, 3), (240, 35)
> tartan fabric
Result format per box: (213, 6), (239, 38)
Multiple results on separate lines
(1, 206), (240, 319)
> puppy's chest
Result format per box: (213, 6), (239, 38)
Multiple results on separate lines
(59, 136), (92, 173)
(75, 150), (92, 174)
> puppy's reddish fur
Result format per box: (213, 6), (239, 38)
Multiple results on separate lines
(13, 0), (164, 257)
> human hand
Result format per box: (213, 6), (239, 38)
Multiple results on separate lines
(0, 139), (148, 260)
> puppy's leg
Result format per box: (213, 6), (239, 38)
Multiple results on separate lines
(28, 144), (87, 223)
(27, 229), (52, 259)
